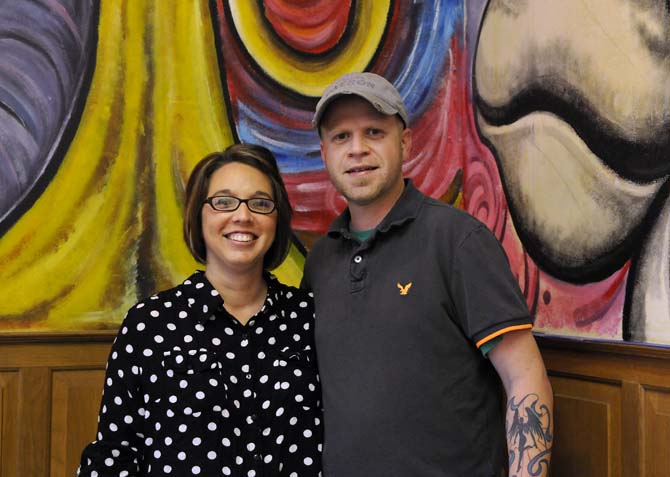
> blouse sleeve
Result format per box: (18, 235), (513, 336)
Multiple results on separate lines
(77, 310), (146, 476)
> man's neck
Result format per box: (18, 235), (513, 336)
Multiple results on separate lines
(348, 183), (404, 230)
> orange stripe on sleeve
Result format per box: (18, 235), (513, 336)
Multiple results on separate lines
(475, 324), (533, 348)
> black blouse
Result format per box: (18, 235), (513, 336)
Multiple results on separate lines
(78, 271), (322, 476)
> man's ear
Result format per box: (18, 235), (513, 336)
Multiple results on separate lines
(401, 127), (413, 160)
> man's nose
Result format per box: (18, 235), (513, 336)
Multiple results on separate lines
(349, 133), (368, 155)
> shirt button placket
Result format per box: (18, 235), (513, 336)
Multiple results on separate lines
(350, 250), (367, 291)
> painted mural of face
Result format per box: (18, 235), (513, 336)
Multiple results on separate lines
(474, 0), (670, 341)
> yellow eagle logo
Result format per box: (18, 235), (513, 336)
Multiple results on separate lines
(397, 282), (412, 295)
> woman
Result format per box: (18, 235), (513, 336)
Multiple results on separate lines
(78, 144), (322, 476)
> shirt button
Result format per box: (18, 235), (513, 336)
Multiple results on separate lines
(245, 373), (252, 380)
(353, 255), (362, 263)
(253, 453), (262, 462)
(250, 414), (258, 422)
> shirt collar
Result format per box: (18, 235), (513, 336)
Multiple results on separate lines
(180, 270), (279, 325)
(327, 179), (423, 240)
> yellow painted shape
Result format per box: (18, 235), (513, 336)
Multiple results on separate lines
(0, 0), (306, 330)
(228, 0), (390, 96)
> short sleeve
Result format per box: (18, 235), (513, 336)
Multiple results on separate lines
(450, 225), (533, 348)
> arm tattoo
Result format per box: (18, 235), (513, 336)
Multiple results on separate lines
(506, 393), (552, 476)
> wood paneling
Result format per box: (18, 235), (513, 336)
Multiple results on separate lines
(0, 334), (113, 477)
(537, 336), (670, 477)
(1, 334), (670, 476)
(550, 377), (620, 477)
(642, 387), (670, 477)
(50, 370), (105, 477)
(0, 371), (19, 477)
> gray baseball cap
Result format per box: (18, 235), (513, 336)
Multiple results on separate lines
(312, 72), (409, 129)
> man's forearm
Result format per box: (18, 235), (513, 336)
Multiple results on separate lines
(505, 391), (553, 477)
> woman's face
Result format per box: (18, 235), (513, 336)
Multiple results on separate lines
(201, 162), (277, 276)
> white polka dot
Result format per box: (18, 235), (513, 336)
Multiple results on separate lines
(289, 444), (298, 453)
(304, 456), (313, 465)
(178, 451), (186, 460)
(150, 310), (159, 317)
(136, 323), (145, 331)
(192, 466), (201, 475)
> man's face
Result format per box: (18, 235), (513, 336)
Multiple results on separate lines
(319, 96), (411, 210)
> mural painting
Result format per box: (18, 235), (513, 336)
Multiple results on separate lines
(0, 0), (668, 345)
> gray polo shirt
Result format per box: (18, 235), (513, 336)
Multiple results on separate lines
(302, 180), (532, 477)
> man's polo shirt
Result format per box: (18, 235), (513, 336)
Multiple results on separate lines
(302, 180), (532, 476)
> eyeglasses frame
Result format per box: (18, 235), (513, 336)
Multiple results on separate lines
(203, 195), (277, 215)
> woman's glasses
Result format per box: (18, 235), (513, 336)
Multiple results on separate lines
(204, 195), (276, 214)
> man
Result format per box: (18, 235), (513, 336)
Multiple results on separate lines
(302, 72), (553, 476)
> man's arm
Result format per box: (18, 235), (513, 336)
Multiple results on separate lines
(489, 330), (553, 477)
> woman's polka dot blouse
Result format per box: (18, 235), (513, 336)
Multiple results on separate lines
(78, 271), (323, 476)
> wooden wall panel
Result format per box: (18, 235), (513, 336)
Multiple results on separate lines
(0, 334), (114, 477)
(538, 337), (670, 477)
(549, 376), (621, 477)
(642, 387), (670, 477)
(0, 372), (19, 477)
(50, 370), (106, 477)
(1, 334), (670, 476)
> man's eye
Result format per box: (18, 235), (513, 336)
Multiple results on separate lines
(367, 128), (383, 136)
(333, 132), (349, 141)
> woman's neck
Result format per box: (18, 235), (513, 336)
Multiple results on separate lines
(205, 267), (268, 325)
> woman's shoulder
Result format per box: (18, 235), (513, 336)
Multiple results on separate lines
(124, 271), (209, 321)
(267, 274), (314, 307)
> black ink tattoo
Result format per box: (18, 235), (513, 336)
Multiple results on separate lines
(507, 393), (552, 476)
